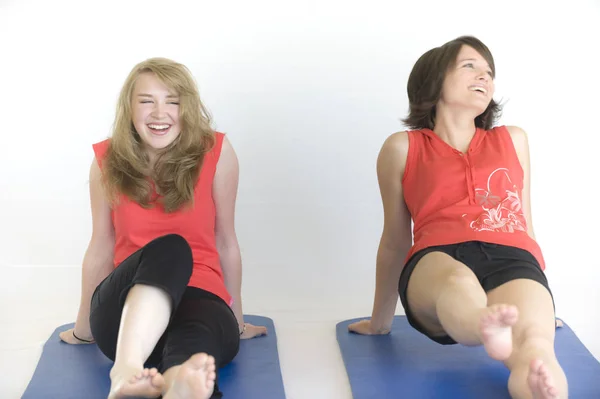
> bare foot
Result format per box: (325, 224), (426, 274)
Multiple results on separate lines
(108, 365), (164, 399)
(163, 353), (217, 399)
(527, 359), (562, 398)
(479, 304), (518, 361)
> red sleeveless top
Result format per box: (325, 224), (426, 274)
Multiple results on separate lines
(402, 125), (546, 270)
(92, 132), (232, 306)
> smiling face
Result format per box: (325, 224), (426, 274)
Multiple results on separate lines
(439, 44), (495, 115)
(131, 72), (182, 154)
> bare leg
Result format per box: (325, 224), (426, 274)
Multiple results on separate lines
(108, 284), (171, 399)
(406, 252), (518, 360)
(487, 279), (568, 399)
(162, 353), (217, 399)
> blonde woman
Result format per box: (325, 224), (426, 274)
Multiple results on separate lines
(59, 58), (267, 399)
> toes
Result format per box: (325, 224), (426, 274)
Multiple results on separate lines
(189, 353), (209, 368)
(540, 363), (551, 378)
(530, 359), (543, 374)
(127, 368), (160, 383)
(206, 372), (216, 389)
(530, 360), (559, 397)
(205, 364), (216, 375)
(482, 308), (495, 320)
(538, 360), (548, 375)
(482, 305), (512, 324)
(497, 305), (518, 321)
(151, 372), (164, 388)
(506, 309), (519, 323)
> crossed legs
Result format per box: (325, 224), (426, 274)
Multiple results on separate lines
(107, 285), (218, 399)
(89, 234), (232, 399)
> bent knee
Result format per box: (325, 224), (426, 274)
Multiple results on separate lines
(153, 233), (191, 250)
(149, 234), (192, 255)
(143, 234), (194, 275)
(411, 254), (479, 291)
(430, 268), (481, 296)
(445, 270), (479, 287)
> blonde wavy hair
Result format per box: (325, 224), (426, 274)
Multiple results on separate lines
(103, 57), (215, 213)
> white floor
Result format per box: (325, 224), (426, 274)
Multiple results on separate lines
(1, 265), (599, 399)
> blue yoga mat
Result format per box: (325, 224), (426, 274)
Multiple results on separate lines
(337, 316), (600, 399)
(23, 315), (286, 399)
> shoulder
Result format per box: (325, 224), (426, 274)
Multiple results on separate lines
(503, 125), (529, 152)
(89, 155), (103, 180)
(212, 132), (235, 161)
(92, 138), (111, 165)
(378, 131), (411, 174)
(207, 131), (227, 159)
(487, 125), (529, 151)
(491, 125), (527, 140)
(497, 126), (531, 172)
(381, 131), (410, 155)
(219, 133), (232, 152)
(214, 133), (238, 174)
(92, 138), (111, 152)
(504, 125), (527, 139)
(214, 131), (225, 143)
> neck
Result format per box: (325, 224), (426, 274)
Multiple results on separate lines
(433, 104), (478, 152)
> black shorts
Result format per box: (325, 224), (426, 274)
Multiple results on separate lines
(397, 241), (553, 345)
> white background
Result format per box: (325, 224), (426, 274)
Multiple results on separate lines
(1, 0), (599, 397)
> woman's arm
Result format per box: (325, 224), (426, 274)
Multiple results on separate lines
(213, 136), (266, 338)
(350, 132), (413, 334)
(371, 132), (413, 330)
(506, 126), (536, 240)
(62, 157), (115, 344)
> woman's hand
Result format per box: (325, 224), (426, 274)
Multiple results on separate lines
(240, 323), (268, 339)
(59, 328), (96, 345)
(348, 319), (391, 335)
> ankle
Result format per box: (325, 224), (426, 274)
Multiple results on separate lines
(110, 361), (144, 378)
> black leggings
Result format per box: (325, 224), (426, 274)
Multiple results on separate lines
(89, 234), (240, 398)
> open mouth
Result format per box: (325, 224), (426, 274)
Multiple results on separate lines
(147, 123), (171, 136)
(469, 86), (487, 95)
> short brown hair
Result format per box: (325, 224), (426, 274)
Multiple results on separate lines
(402, 36), (502, 131)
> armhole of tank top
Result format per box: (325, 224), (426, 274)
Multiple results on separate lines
(202, 132), (225, 186)
(497, 125), (525, 183)
(212, 132), (225, 165)
(92, 140), (109, 170)
(91, 140), (114, 211)
(401, 130), (414, 185)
